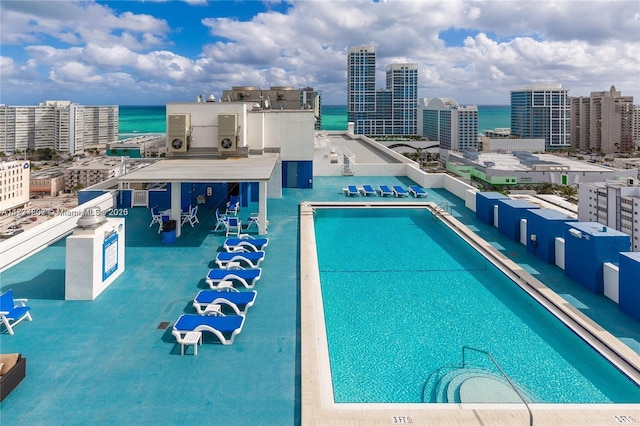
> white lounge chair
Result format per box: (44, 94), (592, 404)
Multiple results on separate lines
(173, 314), (245, 345)
(149, 206), (163, 233)
(226, 195), (239, 215)
(0, 290), (32, 335)
(213, 209), (228, 232)
(393, 185), (409, 197)
(181, 205), (200, 227)
(223, 236), (269, 252)
(193, 289), (257, 316)
(205, 267), (262, 289)
(409, 185), (428, 198)
(215, 251), (265, 269)
(224, 216), (242, 237)
(343, 185), (359, 196)
(360, 185), (377, 196)
(378, 185), (393, 197)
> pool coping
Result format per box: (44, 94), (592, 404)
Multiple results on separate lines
(300, 201), (640, 425)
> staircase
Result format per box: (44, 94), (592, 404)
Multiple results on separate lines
(425, 367), (530, 403)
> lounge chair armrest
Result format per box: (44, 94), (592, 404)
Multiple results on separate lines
(13, 299), (28, 306)
(0, 310), (9, 315)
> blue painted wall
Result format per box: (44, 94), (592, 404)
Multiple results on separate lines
(475, 192), (509, 225)
(496, 199), (539, 241)
(618, 252), (640, 321)
(282, 160), (313, 188)
(526, 209), (577, 263)
(78, 190), (109, 205)
(564, 223), (631, 294)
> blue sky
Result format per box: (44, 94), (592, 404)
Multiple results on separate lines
(1, 0), (639, 106)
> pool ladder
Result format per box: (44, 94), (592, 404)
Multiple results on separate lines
(432, 201), (451, 220)
(462, 346), (533, 426)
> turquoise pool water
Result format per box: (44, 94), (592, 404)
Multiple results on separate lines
(314, 208), (640, 403)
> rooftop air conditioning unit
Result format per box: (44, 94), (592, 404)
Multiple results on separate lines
(218, 113), (238, 151)
(167, 114), (191, 152)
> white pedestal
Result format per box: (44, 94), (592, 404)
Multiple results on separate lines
(65, 218), (125, 300)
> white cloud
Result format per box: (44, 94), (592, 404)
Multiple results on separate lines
(0, 0), (638, 105)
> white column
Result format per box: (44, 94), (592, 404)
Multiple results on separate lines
(259, 181), (268, 235)
(171, 181), (182, 237)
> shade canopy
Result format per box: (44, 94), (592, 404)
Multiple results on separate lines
(117, 154), (279, 184)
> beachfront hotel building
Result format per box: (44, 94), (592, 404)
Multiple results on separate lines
(221, 86), (323, 130)
(417, 98), (479, 157)
(578, 178), (640, 251)
(347, 45), (417, 135)
(0, 101), (118, 156)
(570, 85), (635, 154)
(510, 84), (570, 150)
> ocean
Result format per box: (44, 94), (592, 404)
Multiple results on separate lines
(118, 104), (510, 138)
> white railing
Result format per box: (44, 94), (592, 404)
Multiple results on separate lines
(0, 192), (116, 272)
(132, 190), (149, 207)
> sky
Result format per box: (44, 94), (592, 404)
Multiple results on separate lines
(1, 0), (639, 106)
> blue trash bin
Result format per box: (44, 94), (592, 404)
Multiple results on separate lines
(162, 220), (177, 244)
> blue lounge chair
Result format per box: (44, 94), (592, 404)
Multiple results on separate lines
(205, 268), (262, 289)
(361, 185), (376, 196)
(378, 185), (393, 197)
(344, 185), (359, 196)
(0, 289), (32, 335)
(226, 195), (239, 215)
(215, 251), (265, 269)
(393, 185), (409, 197)
(172, 314), (245, 345)
(409, 185), (428, 198)
(193, 289), (257, 316)
(223, 237), (269, 252)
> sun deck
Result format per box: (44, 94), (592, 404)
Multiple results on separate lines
(0, 177), (638, 425)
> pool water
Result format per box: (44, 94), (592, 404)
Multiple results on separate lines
(314, 208), (640, 403)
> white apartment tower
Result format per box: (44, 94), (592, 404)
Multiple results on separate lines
(0, 101), (118, 156)
(570, 85), (634, 154)
(418, 98), (479, 153)
(578, 179), (640, 251)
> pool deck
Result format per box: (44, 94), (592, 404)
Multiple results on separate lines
(1, 177), (639, 425)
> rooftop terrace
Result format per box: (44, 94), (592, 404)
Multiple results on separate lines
(1, 150), (639, 424)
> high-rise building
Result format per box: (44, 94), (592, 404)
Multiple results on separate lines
(386, 64), (418, 135)
(510, 84), (569, 150)
(633, 105), (640, 148)
(347, 45), (417, 135)
(0, 101), (118, 156)
(418, 98), (478, 152)
(570, 85), (634, 154)
(221, 86), (322, 130)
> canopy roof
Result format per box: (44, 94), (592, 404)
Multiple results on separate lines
(116, 154), (279, 183)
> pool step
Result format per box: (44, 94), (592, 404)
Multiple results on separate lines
(431, 367), (533, 403)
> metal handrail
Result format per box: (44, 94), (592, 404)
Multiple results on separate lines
(462, 345), (533, 426)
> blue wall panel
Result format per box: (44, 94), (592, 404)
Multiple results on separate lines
(475, 192), (509, 225)
(618, 252), (640, 321)
(564, 223), (631, 294)
(526, 209), (577, 263)
(78, 190), (108, 205)
(496, 199), (539, 241)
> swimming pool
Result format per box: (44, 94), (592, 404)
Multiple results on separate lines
(313, 206), (639, 404)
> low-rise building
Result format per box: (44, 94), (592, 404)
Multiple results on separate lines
(30, 167), (66, 196)
(446, 150), (637, 187)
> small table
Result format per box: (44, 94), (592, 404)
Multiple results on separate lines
(216, 280), (234, 291)
(203, 304), (222, 316)
(180, 331), (202, 356)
